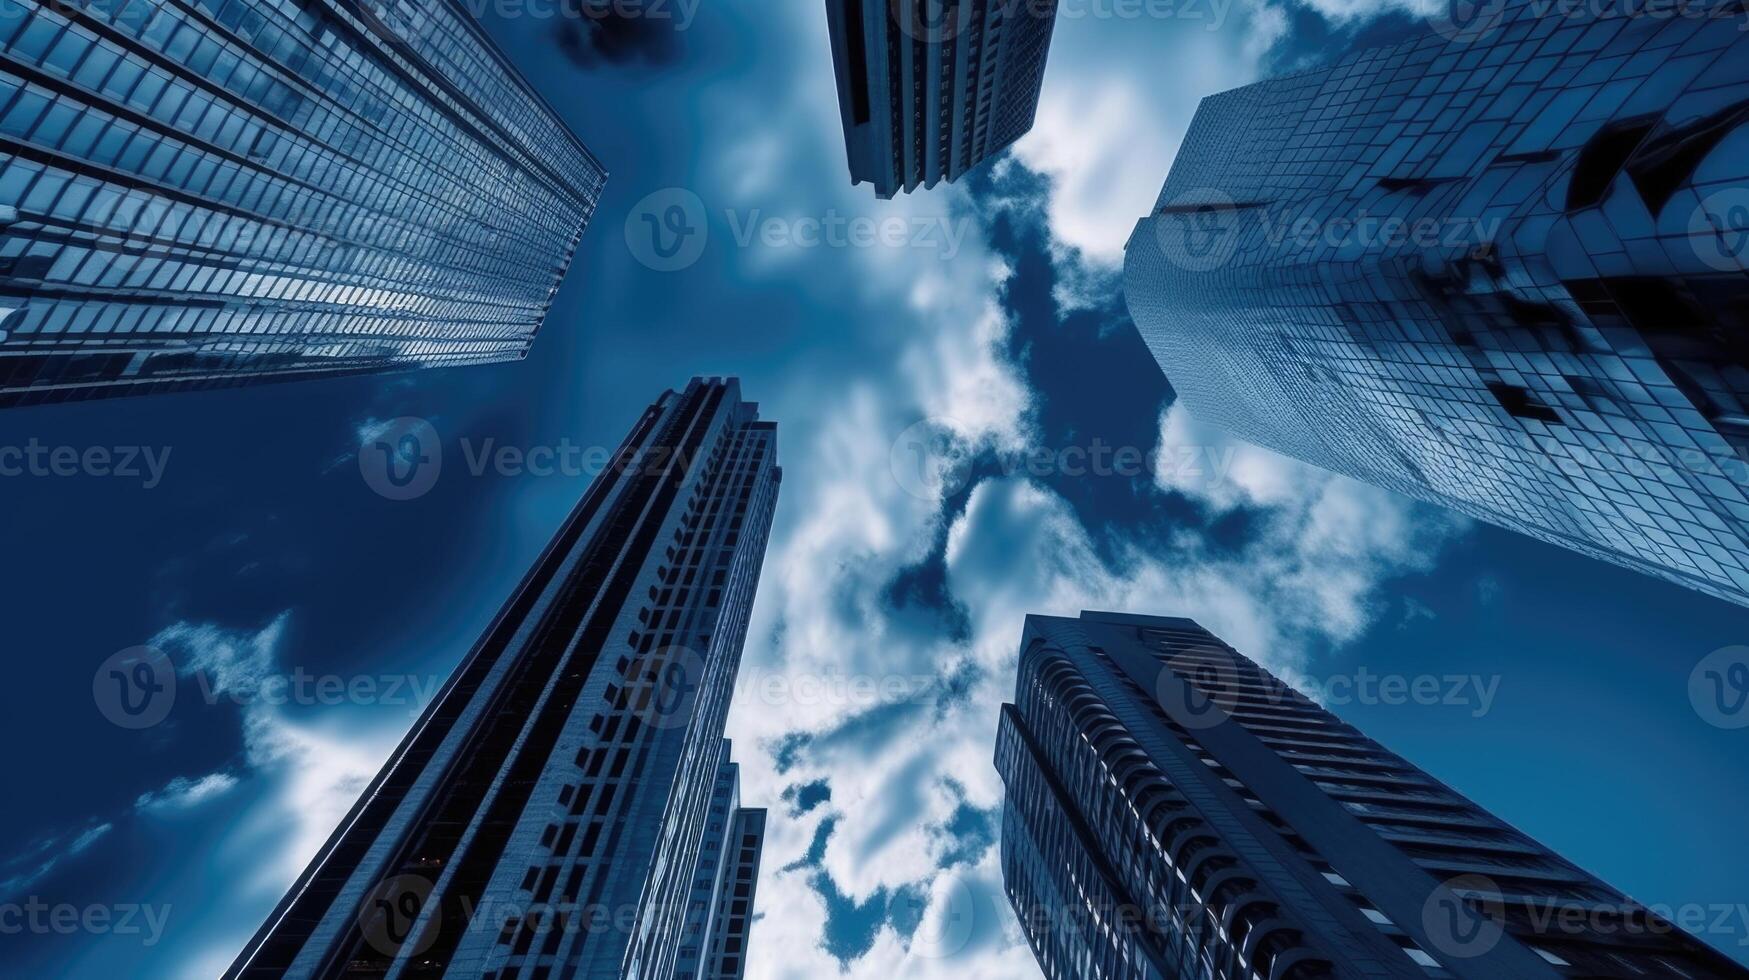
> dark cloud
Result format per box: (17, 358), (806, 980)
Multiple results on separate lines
(810, 870), (892, 965)
(781, 816), (837, 873)
(781, 779), (833, 816)
(927, 779), (997, 870)
(552, 0), (684, 70)
(964, 161), (1187, 562)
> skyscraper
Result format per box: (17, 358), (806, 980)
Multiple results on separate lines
(0, 0), (604, 406)
(824, 0), (1060, 198)
(225, 378), (779, 979)
(1124, 2), (1749, 605)
(673, 743), (767, 980)
(997, 611), (1749, 979)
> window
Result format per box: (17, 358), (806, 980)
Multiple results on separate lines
(1566, 115), (1655, 211)
(1486, 382), (1561, 424)
(1532, 947), (1570, 966)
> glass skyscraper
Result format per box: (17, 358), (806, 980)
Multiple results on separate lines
(1124, 1), (1749, 605)
(997, 611), (1749, 980)
(224, 378), (779, 979)
(825, 0), (1060, 198)
(0, 0), (604, 406)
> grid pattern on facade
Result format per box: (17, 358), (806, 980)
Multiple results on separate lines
(672, 748), (740, 980)
(699, 807), (764, 980)
(0, 0), (604, 405)
(997, 612), (1749, 980)
(1130, 620), (1748, 980)
(222, 379), (778, 980)
(1123, 0), (1749, 604)
(999, 637), (1363, 980)
(452, 390), (778, 980)
(825, 0), (1060, 198)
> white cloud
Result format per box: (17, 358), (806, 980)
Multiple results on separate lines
(1013, 76), (1188, 265)
(1153, 402), (1470, 641)
(739, 434), (1467, 977)
(134, 773), (240, 814)
(144, 615), (403, 963)
(706, 4), (1459, 961)
(1010, 8), (1271, 264)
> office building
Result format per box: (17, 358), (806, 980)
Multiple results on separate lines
(1124, 2), (1749, 604)
(997, 611), (1749, 979)
(226, 378), (779, 979)
(825, 0), (1060, 197)
(0, 0), (603, 405)
(673, 743), (767, 980)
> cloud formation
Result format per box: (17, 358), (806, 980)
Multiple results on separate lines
(727, 188), (1470, 980)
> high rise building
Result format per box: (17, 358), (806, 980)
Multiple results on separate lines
(997, 611), (1749, 980)
(0, 0), (604, 406)
(824, 0), (1060, 198)
(225, 378), (779, 979)
(1124, 2), (1749, 604)
(673, 743), (767, 980)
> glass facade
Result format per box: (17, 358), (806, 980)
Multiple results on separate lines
(0, 0), (604, 406)
(825, 0), (1059, 198)
(998, 612), (1749, 980)
(224, 378), (779, 980)
(1124, 0), (1749, 605)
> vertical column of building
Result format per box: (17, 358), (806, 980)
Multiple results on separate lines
(825, 0), (1061, 197)
(608, 410), (779, 980)
(671, 747), (740, 980)
(222, 379), (778, 980)
(697, 807), (766, 980)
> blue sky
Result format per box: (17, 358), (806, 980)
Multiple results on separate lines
(2, 0), (1747, 976)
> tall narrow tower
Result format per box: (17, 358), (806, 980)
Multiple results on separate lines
(997, 611), (1749, 979)
(0, 0), (604, 406)
(673, 743), (767, 980)
(227, 378), (778, 979)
